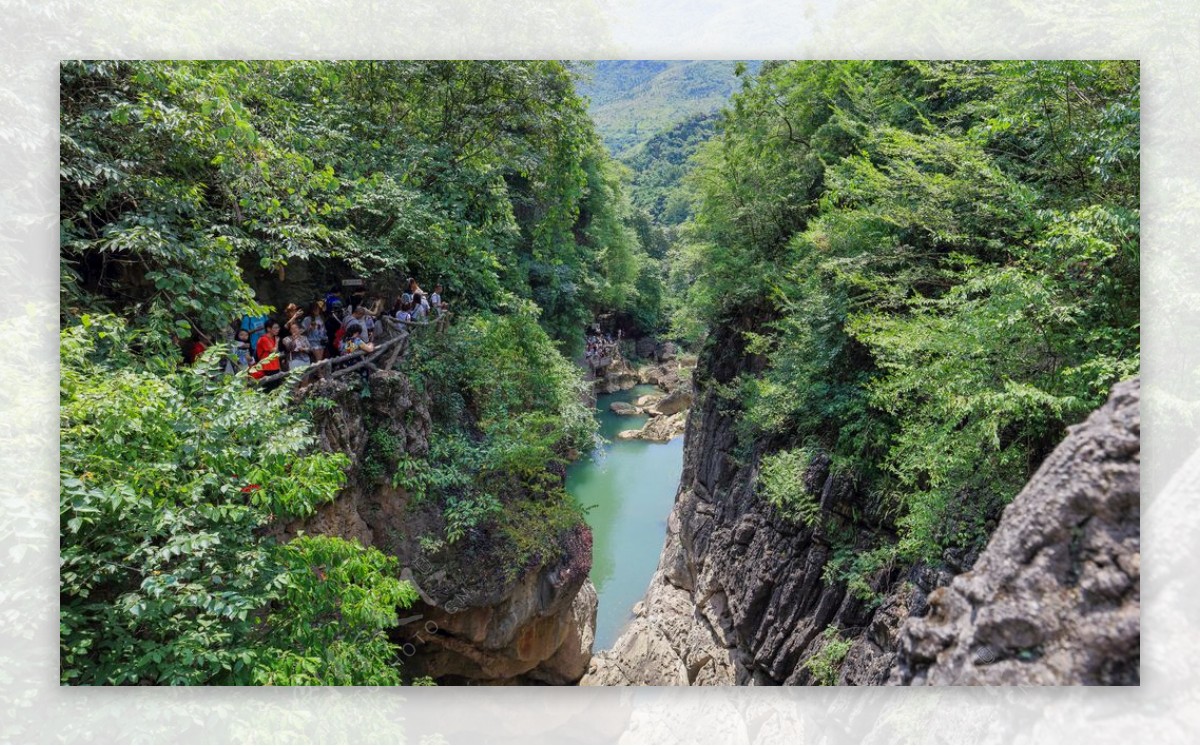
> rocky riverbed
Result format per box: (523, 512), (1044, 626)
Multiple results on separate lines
(593, 340), (694, 444)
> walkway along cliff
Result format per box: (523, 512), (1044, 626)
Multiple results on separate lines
(583, 317), (1140, 686)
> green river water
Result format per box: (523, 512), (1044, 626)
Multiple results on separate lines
(566, 384), (684, 650)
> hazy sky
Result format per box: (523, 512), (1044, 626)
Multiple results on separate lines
(596, 0), (838, 55)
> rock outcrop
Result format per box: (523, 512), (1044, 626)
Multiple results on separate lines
(593, 354), (640, 394)
(610, 400), (639, 416)
(616, 411), (687, 443)
(634, 337), (679, 363)
(398, 525), (595, 685)
(640, 361), (687, 393)
(650, 389), (692, 416)
(636, 393), (664, 408)
(892, 378), (1140, 685)
(584, 310), (1140, 687)
(279, 371), (597, 684)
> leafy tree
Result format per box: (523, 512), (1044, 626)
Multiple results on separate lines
(677, 60), (1139, 565)
(61, 60), (663, 354)
(60, 316), (417, 684)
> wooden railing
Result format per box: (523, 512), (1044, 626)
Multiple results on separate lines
(257, 313), (449, 388)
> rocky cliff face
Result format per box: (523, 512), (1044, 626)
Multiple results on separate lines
(276, 370), (597, 684)
(583, 316), (1140, 686)
(892, 379), (1140, 685)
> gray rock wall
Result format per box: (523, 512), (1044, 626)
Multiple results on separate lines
(892, 379), (1140, 685)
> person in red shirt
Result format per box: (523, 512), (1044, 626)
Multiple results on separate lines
(181, 331), (207, 365)
(250, 321), (282, 380)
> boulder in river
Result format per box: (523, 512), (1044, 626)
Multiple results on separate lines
(636, 393), (665, 408)
(609, 401), (640, 416)
(651, 389), (692, 416)
(612, 412), (687, 443)
(640, 362), (690, 394)
(638, 412), (687, 443)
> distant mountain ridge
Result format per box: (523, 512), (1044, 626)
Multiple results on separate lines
(574, 60), (759, 157)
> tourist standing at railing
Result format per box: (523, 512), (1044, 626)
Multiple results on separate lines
(302, 301), (327, 362)
(349, 306), (371, 343)
(251, 321), (282, 379)
(411, 292), (428, 321)
(240, 310), (269, 353)
(430, 284), (442, 312)
(325, 300), (344, 358)
(281, 320), (313, 370)
(233, 329), (253, 370)
(340, 320), (375, 355)
(282, 303), (303, 330)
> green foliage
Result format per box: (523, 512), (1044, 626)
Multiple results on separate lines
(496, 491), (589, 580)
(678, 61), (1139, 565)
(60, 60), (663, 353)
(757, 448), (821, 526)
(804, 625), (854, 686)
(404, 307), (596, 547)
(414, 305), (597, 452)
(254, 536), (419, 686)
(822, 544), (897, 607)
(60, 317), (419, 685)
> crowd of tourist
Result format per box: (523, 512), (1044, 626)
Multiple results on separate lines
(180, 277), (449, 382)
(584, 329), (620, 370)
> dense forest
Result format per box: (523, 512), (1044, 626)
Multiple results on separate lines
(670, 60), (1138, 587)
(59, 59), (1138, 686)
(58, 60), (658, 684)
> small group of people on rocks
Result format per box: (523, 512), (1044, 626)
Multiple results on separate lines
(180, 277), (449, 383)
(584, 328), (620, 369)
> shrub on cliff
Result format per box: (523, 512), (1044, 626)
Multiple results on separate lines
(402, 304), (596, 560)
(60, 316), (417, 685)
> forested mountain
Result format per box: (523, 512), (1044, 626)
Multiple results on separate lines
(621, 112), (718, 226)
(575, 60), (758, 157)
(576, 60), (760, 330)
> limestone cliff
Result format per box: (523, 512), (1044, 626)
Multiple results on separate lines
(584, 316), (1140, 686)
(892, 378), (1140, 685)
(276, 370), (597, 684)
